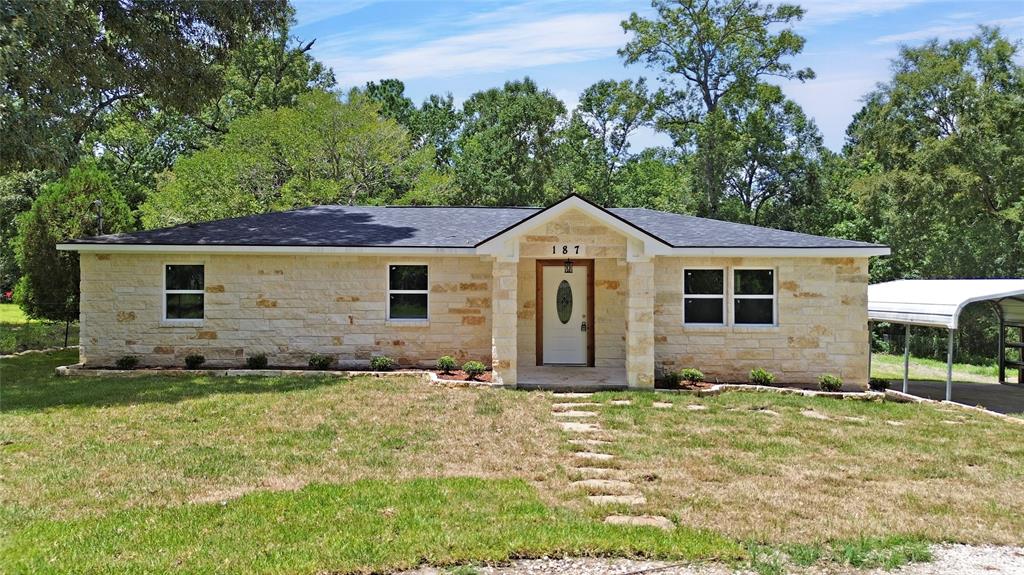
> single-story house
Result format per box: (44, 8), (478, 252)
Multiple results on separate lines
(58, 194), (889, 388)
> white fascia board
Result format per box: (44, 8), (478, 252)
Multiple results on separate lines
(476, 197), (672, 256)
(662, 247), (891, 257)
(56, 243), (480, 256)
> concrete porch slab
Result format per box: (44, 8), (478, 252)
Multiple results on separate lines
(518, 366), (627, 391)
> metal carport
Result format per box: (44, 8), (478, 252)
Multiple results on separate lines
(868, 279), (1024, 401)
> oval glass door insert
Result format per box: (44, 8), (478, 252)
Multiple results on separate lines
(556, 280), (573, 324)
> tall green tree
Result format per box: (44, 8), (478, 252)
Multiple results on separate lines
(843, 27), (1024, 281)
(0, 170), (49, 292)
(552, 79), (656, 206)
(1, 0), (290, 173)
(620, 0), (814, 216)
(454, 77), (566, 206)
(140, 91), (445, 227)
(14, 163), (132, 343)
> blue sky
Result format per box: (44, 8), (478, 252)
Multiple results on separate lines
(292, 0), (1024, 151)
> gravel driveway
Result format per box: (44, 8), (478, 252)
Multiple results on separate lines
(395, 545), (1024, 574)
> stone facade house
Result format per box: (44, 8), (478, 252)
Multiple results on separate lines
(59, 195), (889, 388)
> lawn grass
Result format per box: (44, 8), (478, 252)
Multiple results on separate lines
(0, 303), (79, 354)
(872, 352), (999, 383)
(3, 351), (1022, 573)
(589, 390), (1024, 546)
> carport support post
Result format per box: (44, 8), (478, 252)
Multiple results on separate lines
(945, 329), (955, 402)
(902, 324), (910, 394)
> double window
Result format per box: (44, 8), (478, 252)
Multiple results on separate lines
(683, 268), (776, 326)
(388, 265), (428, 320)
(164, 264), (204, 320)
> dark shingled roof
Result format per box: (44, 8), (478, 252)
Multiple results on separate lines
(67, 202), (882, 250)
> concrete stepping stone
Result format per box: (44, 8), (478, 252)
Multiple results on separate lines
(588, 494), (646, 506)
(570, 466), (629, 479)
(553, 410), (599, 418)
(801, 409), (829, 420)
(558, 421), (601, 433)
(571, 479), (638, 494)
(754, 408), (780, 416)
(554, 392), (593, 398)
(604, 514), (674, 530)
(886, 420), (906, 427)
(609, 399), (632, 406)
(842, 415), (866, 422)
(573, 451), (614, 462)
(686, 404), (708, 411)
(552, 402), (600, 410)
(652, 402), (673, 409)
(568, 438), (611, 447)
(942, 420), (964, 425)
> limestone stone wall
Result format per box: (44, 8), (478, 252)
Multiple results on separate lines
(653, 256), (870, 385)
(79, 253), (493, 368)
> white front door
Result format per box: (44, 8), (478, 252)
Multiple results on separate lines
(542, 264), (588, 365)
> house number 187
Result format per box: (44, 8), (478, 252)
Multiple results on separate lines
(552, 245), (581, 255)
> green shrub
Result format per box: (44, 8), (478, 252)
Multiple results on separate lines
(370, 355), (395, 371)
(749, 367), (775, 386)
(818, 374), (843, 392)
(462, 360), (486, 380)
(184, 354), (206, 370)
(246, 353), (268, 369)
(436, 355), (457, 373)
(680, 368), (705, 383)
(869, 377), (890, 391)
(115, 355), (139, 370)
(308, 353), (333, 370)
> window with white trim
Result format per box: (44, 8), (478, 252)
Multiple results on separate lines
(733, 269), (775, 325)
(164, 264), (204, 320)
(683, 268), (725, 324)
(388, 265), (428, 320)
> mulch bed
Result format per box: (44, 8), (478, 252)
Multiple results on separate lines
(419, 369), (493, 383)
(655, 380), (716, 390)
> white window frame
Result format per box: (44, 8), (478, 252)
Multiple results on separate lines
(162, 262), (205, 323)
(386, 263), (429, 323)
(732, 267), (777, 326)
(682, 267), (727, 326)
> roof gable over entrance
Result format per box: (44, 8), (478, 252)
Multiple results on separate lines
(476, 195), (672, 261)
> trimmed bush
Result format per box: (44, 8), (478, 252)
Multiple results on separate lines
(818, 374), (843, 392)
(680, 368), (705, 383)
(308, 354), (333, 370)
(246, 353), (268, 369)
(436, 355), (457, 374)
(869, 377), (891, 391)
(749, 367), (775, 386)
(462, 360), (486, 380)
(115, 355), (139, 370)
(184, 354), (206, 370)
(370, 355), (395, 371)
(661, 370), (682, 386)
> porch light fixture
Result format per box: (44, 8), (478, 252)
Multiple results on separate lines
(564, 260), (574, 274)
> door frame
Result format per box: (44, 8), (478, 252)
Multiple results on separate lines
(536, 259), (595, 366)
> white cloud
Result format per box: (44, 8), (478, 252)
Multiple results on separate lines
(323, 12), (627, 86)
(797, 0), (928, 26)
(292, 0), (378, 28)
(872, 15), (1024, 44)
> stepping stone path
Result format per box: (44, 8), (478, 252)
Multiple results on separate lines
(604, 514), (675, 530)
(551, 391), (672, 531)
(686, 404), (708, 411)
(801, 409), (829, 420)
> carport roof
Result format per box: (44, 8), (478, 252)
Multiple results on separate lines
(868, 279), (1024, 329)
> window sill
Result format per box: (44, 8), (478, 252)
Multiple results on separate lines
(386, 319), (430, 327)
(160, 319), (204, 328)
(681, 324), (779, 332)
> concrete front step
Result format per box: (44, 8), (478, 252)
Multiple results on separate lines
(588, 494), (646, 506)
(571, 479), (638, 494)
(603, 514), (674, 530)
